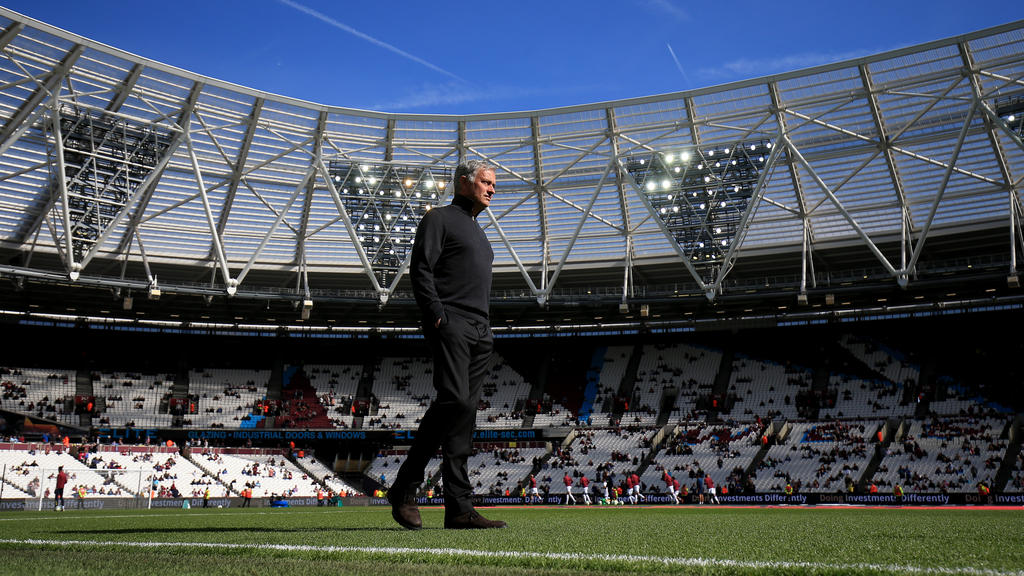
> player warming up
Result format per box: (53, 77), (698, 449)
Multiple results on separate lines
(564, 473), (576, 505)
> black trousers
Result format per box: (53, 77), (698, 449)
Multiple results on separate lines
(395, 307), (493, 515)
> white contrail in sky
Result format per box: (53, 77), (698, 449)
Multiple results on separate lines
(278, 0), (466, 83)
(666, 43), (691, 88)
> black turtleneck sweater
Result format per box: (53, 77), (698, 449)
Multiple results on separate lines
(411, 194), (493, 322)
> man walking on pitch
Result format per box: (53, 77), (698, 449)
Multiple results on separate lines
(387, 158), (505, 530)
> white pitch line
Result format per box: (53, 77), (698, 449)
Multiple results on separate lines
(0, 510), (320, 522)
(0, 538), (1021, 576)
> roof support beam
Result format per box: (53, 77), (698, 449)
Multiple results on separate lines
(784, 135), (899, 278)
(541, 160), (614, 300)
(904, 98), (979, 278)
(314, 156), (385, 299)
(292, 110), (326, 300)
(112, 83), (202, 256)
(235, 165), (314, 287)
(710, 134), (786, 292)
(617, 157), (711, 296)
(860, 63), (912, 275)
(607, 107), (634, 305)
(0, 43), (84, 160)
(209, 97), (264, 262)
(960, 43), (1021, 279)
(769, 82), (813, 296)
(105, 63), (143, 113)
(47, 90), (75, 276)
(459, 127), (542, 300)
(530, 115), (549, 295)
(0, 22), (24, 52)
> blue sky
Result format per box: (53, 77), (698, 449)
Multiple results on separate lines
(4, 0), (1024, 115)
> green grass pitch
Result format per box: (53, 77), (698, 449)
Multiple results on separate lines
(0, 505), (1021, 575)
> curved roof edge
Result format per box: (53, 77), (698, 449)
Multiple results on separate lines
(2, 6), (1022, 120)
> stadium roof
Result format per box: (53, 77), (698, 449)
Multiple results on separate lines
(0, 7), (1022, 334)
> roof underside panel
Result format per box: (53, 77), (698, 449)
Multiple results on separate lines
(0, 7), (1021, 303)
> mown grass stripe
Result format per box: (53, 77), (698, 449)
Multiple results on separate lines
(2, 538), (1021, 576)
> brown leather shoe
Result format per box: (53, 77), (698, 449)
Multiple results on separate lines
(387, 485), (422, 530)
(444, 509), (507, 529)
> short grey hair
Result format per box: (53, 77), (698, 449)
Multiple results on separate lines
(454, 158), (495, 194)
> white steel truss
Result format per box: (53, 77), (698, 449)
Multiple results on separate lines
(0, 7), (1022, 314)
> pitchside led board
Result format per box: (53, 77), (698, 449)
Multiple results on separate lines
(94, 426), (545, 445)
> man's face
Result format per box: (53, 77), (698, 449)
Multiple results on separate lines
(459, 168), (496, 215)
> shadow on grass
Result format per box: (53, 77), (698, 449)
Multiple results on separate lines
(58, 526), (411, 535)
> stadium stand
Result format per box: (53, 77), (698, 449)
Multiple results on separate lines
(839, 334), (921, 393)
(1008, 451), (1024, 492)
(366, 356), (434, 430)
(475, 357), (531, 429)
(661, 344), (721, 423)
(186, 368), (270, 429)
(546, 428), (657, 493)
(293, 452), (362, 496)
(97, 446), (212, 498)
(1, 367), (79, 426)
(0, 447), (128, 497)
(302, 364), (362, 429)
(647, 421), (762, 495)
(631, 343), (720, 422)
(821, 374), (915, 420)
(869, 416), (1009, 492)
(93, 371), (176, 429)
(532, 402), (577, 428)
(724, 355), (813, 422)
(365, 352), (531, 430)
(2, 322), (1023, 503)
(753, 420), (878, 493)
(364, 449), (409, 489)
(467, 443), (549, 496)
(192, 449), (322, 498)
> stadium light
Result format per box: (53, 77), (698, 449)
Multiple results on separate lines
(625, 139), (770, 266)
(56, 105), (173, 263)
(327, 160), (452, 287)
